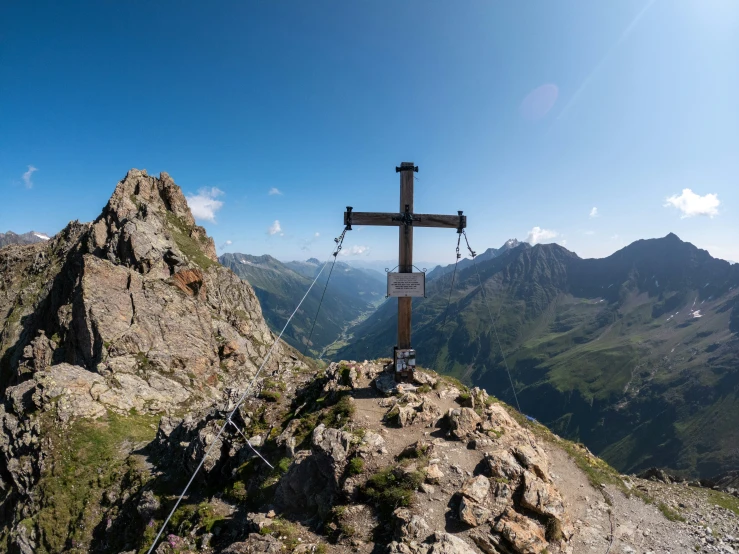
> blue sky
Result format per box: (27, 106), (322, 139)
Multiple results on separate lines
(2, 1), (738, 264)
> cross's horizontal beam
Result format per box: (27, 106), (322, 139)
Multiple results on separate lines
(344, 211), (466, 230)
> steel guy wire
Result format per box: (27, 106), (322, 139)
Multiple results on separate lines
(146, 228), (347, 554)
(440, 233), (462, 329)
(462, 230), (523, 415)
(227, 418), (274, 469)
(301, 227), (349, 358)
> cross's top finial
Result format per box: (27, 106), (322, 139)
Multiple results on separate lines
(396, 162), (419, 173)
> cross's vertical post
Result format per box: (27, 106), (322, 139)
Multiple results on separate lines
(342, 162), (465, 381)
(398, 162), (414, 353)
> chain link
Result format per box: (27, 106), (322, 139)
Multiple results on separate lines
(441, 233), (463, 328)
(333, 226), (349, 257)
(462, 229), (476, 258)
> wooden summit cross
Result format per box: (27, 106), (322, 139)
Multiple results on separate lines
(344, 162), (467, 381)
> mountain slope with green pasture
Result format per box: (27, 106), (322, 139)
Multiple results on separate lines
(337, 234), (739, 477)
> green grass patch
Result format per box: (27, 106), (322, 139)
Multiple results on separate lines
(259, 518), (301, 551)
(559, 441), (622, 492)
(34, 411), (159, 553)
(361, 466), (424, 516)
(165, 212), (215, 270)
(704, 489), (739, 517)
(259, 390), (282, 402)
(323, 395), (355, 427)
(456, 391), (472, 406)
(263, 379), (287, 392)
(433, 374), (467, 391)
(347, 457), (365, 476)
(657, 501), (685, 522)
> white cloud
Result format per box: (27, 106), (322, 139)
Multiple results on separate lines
(22, 165), (38, 188)
(186, 187), (224, 222)
(315, 232), (320, 237)
(526, 226), (558, 245)
(664, 188), (720, 218)
(560, 239), (568, 246)
(589, 207), (598, 218)
(219, 239), (233, 250)
(268, 187), (283, 196)
(584, 230), (595, 236)
(340, 245), (370, 257)
(268, 220), (282, 235)
(611, 234), (620, 240)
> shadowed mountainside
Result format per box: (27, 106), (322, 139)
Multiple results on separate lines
(219, 253), (385, 357)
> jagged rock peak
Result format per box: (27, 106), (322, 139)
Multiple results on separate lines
(106, 169), (194, 227)
(88, 169), (217, 276)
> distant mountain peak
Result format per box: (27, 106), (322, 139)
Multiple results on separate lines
(504, 238), (520, 248)
(306, 258), (320, 265)
(0, 230), (52, 248)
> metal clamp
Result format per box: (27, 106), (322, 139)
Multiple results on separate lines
(392, 204), (415, 226)
(345, 206), (353, 230)
(395, 165), (419, 173)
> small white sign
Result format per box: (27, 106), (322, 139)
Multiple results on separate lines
(395, 348), (416, 373)
(387, 272), (425, 297)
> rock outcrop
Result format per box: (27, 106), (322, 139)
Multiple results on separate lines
(275, 423), (353, 519)
(0, 170), (301, 552)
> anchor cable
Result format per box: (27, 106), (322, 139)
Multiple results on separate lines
(440, 233), (462, 328)
(462, 230), (523, 415)
(146, 227), (349, 554)
(301, 226), (350, 358)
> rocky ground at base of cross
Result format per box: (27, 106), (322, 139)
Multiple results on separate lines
(120, 360), (739, 554)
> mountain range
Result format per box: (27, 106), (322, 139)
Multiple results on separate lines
(337, 234), (739, 478)
(426, 239), (523, 281)
(219, 253), (385, 357)
(0, 231), (50, 248)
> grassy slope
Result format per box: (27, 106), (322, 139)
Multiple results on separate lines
(32, 411), (159, 553)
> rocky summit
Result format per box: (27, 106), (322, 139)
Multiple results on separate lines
(0, 170), (301, 552)
(1, 171), (738, 554)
